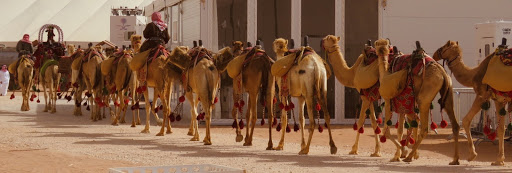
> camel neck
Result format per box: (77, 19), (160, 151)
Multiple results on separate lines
(377, 54), (390, 80)
(326, 48), (361, 87)
(445, 54), (476, 87)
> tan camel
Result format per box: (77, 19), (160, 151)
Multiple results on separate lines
(373, 39), (460, 165)
(433, 40), (508, 166)
(39, 60), (61, 113)
(167, 45), (233, 145)
(130, 35), (142, 54)
(229, 43), (275, 148)
(272, 38), (337, 155)
(78, 48), (106, 121)
(10, 55), (34, 111)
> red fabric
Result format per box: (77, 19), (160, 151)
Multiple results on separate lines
(391, 79), (415, 114)
(361, 82), (380, 102)
(151, 12), (167, 31)
(491, 87), (512, 98)
(21, 34), (31, 44)
(499, 48), (512, 66)
(391, 54), (434, 75)
(364, 48), (378, 65)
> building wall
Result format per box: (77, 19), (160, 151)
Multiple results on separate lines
(257, 0), (291, 57)
(217, 0), (248, 48)
(182, 0), (201, 48)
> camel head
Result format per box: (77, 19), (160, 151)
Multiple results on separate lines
(214, 47), (234, 72)
(67, 44), (76, 55)
(232, 41), (244, 56)
(168, 46), (192, 69)
(130, 35), (142, 44)
(375, 39), (390, 58)
(322, 35), (340, 52)
(273, 38), (288, 56)
(433, 40), (461, 61)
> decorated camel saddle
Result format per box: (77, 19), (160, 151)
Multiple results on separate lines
(33, 24), (66, 70)
(227, 42), (274, 78)
(357, 43), (399, 102)
(271, 46), (331, 78)
(129, 45), (170, 83)
(388, 45), (434, 114)
(482, 45), (512, 97)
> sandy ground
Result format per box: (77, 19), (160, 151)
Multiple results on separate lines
(1, 92), (512, 173)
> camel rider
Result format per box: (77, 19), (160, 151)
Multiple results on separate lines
(16, 34), (33, 58)
(139, 12), (170, 52)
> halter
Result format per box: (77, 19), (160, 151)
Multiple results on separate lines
(436, 45), (459, 68)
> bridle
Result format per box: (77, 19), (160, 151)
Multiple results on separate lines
(436, 45), (459, 68)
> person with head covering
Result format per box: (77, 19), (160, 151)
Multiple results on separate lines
(16, 34), (33, 57)
(139, 12), (170, 52)
(0, 65), (10, 96)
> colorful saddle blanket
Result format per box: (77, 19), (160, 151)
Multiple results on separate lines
(389, 53), (435, 114)
(499, 48), (512, 66)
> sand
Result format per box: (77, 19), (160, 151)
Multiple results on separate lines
(1, 92), (512, 173)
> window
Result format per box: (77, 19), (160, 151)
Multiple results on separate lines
(171, 5), (180, 43)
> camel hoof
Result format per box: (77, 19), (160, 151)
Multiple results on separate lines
(468, 152), (478, 161)
(136, 122), (141, 125)
(120, 120), (126, 124)
(273, 146), (283, 150)
(389, 158), (400, 162)
(156, 132), (164, 136)
(299, 149), (309, 155)
(266, 146), (274, 150)
(43, 109), (48, 112)
(414, 152), (420, 160)
(190, 137), (199, 141)
(187, 131), (194, 136)
(243, 142), (252, 146)
(236, 135), (243, 142)
(402, 157), (413, 163)
(140, 129), (150, 133)
(51, 109), (56, 113)
(491, 161), (505, 166)
(131, 124), (136, 127)
(449, 160), (460, 165)
(111, 123), (119, 126)
(348, 150), (358, 155)
(370, 152), (382, 157)
(204, 141), (212, 145)
(330, 146), (338, 155)
(166, 130), (172, 134)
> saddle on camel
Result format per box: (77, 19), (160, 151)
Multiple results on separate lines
(482, 41), (512, 96)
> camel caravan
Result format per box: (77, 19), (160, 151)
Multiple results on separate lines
(8, 22), (512, 166)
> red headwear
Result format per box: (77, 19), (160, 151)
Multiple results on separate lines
(21, 34), (31, 44)
(1, 65), (7, 72)
(151, 12), (167, 31)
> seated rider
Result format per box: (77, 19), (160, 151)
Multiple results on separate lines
(16, 34), (33, 58)
(139, 12), (170, 53)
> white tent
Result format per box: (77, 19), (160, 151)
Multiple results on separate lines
(0, 0), (153, 43)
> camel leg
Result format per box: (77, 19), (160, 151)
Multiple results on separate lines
(397, 114), (407, 158)
(318, 89), (337, 155)
(120, 93), (128, 124)
(350, 99), (370, 155)
(406, 114), (418, 159)
(445, 99), (460, 165)
(165, 84), (173, 134)
(52, 73), (60, 113)
(382, 99), (402, 162)
(297, 97), (306, 150)
(244, 92), (258, 146)
(157, 89), (170, 136)
(265, 88), (275, 150)
(243, 95), (254, 146)
(368, 104), (380, 157)
(299, 96), (315, 155)
(43, 82), (49, 112)
(140, 88), (151, 133)
(186, 92), (200, 141)
(232, 90), (243, 142)
(151, 90), (163, 126)
(273, 96), (288, 150)
(49, 76), (56, 113)
(203, 102), (213, 145)
(492, 101), (506, 166)
(112, 94), (121, 126)
(462, 96), (487, 161)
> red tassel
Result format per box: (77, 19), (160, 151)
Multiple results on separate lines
(352, 122), (358, 131)
(131, 105), (135, 110)
(400, 139), (407, 146)
(409, 137), (416, 145)
(488, 132), (497, 141)
(141, 85), (147, 92)
(239, 119), (244, 129)
(176, 114), (182, 121)
(30, 98), (34, 102)
(286, 125), (291, 133)
(278, 103), (284, 110)
(273, 97), (277, 104)
(232, 119), (237, 128)
(86, 105), (90, 111)
(284, 105), (290, 111)
(440, 120), (448, 128)
(380, 136), (387, 143)
(214, 97), (218, 104)
(198, 97), (201, 101)
(315, 103), (321, 111)
(395, 121), (399, 128)
(318, 125), (324, 133)
(294, 123), (299, 132)
(276, 123), (282, 131)
(430, 122), (438, 130)
(289, 102), (295, 109)
(169, 113), (175, 122)
(10, 93), (15, 99)
(374, 126), (381, 134)
(272, 117), (277, 127)
(234, 102), (240, 108)
(358, 127), (364, 134)
(36, 99), (40, 103)
(179, 96), (185, 103)
(260, 119), (265, 126)
(483, 125), (491, 135)
(114, 101), (120, 107)
(376, 117), (383, 124)
(124, 98), (130, 105)
(240, 100), (245, 107)
(159, 105), (163, 110)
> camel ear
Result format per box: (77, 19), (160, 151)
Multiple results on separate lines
(446, 40), (452, 46)
(337, 36), (340, 41)
(285, 40), (288, 45)
(232, 41), (236, 46)
(456, 41), (459, 45)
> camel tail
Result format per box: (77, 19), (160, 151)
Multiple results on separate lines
(205, 66), (218, 107)
(438, 69), (453, 114)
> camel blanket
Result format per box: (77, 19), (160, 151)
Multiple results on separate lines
(129, 49), (151, 71)
(226, 51), (248, 78)
(71, 57), (82, 71)
(100, 57), (116, 76)
(40, 59), (59, 75)
(8, 61), (17, 74)
(482, 52), (512, 92)
(271, 48), (305, 77)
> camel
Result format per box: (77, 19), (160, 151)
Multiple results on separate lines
(271, 38), (337, 155)
(433, 40), (508, 166)
(39, 59), (61, 113)
(78, 47), (106, 121)
(372, 39), (460, 165)
(10, 55), (34, 111)
(229, 42), (275, 148)
(321, 35), (417, 158)
(167, 44), (234, 145)
(130, 35), (142, 54)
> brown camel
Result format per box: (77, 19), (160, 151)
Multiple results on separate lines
(228, 42), (275, 148)
(78, 48), (106, 121)
(272, 38), (337, 155)
(322, 35), (416, 158)
(130, 35), (142, 54)
(39, 60), (61, 113)
(374, 39), (460, 165)
(10, 55), (34, 111)
(167, 45), (233, 145)
(433, 40), (508, 166)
